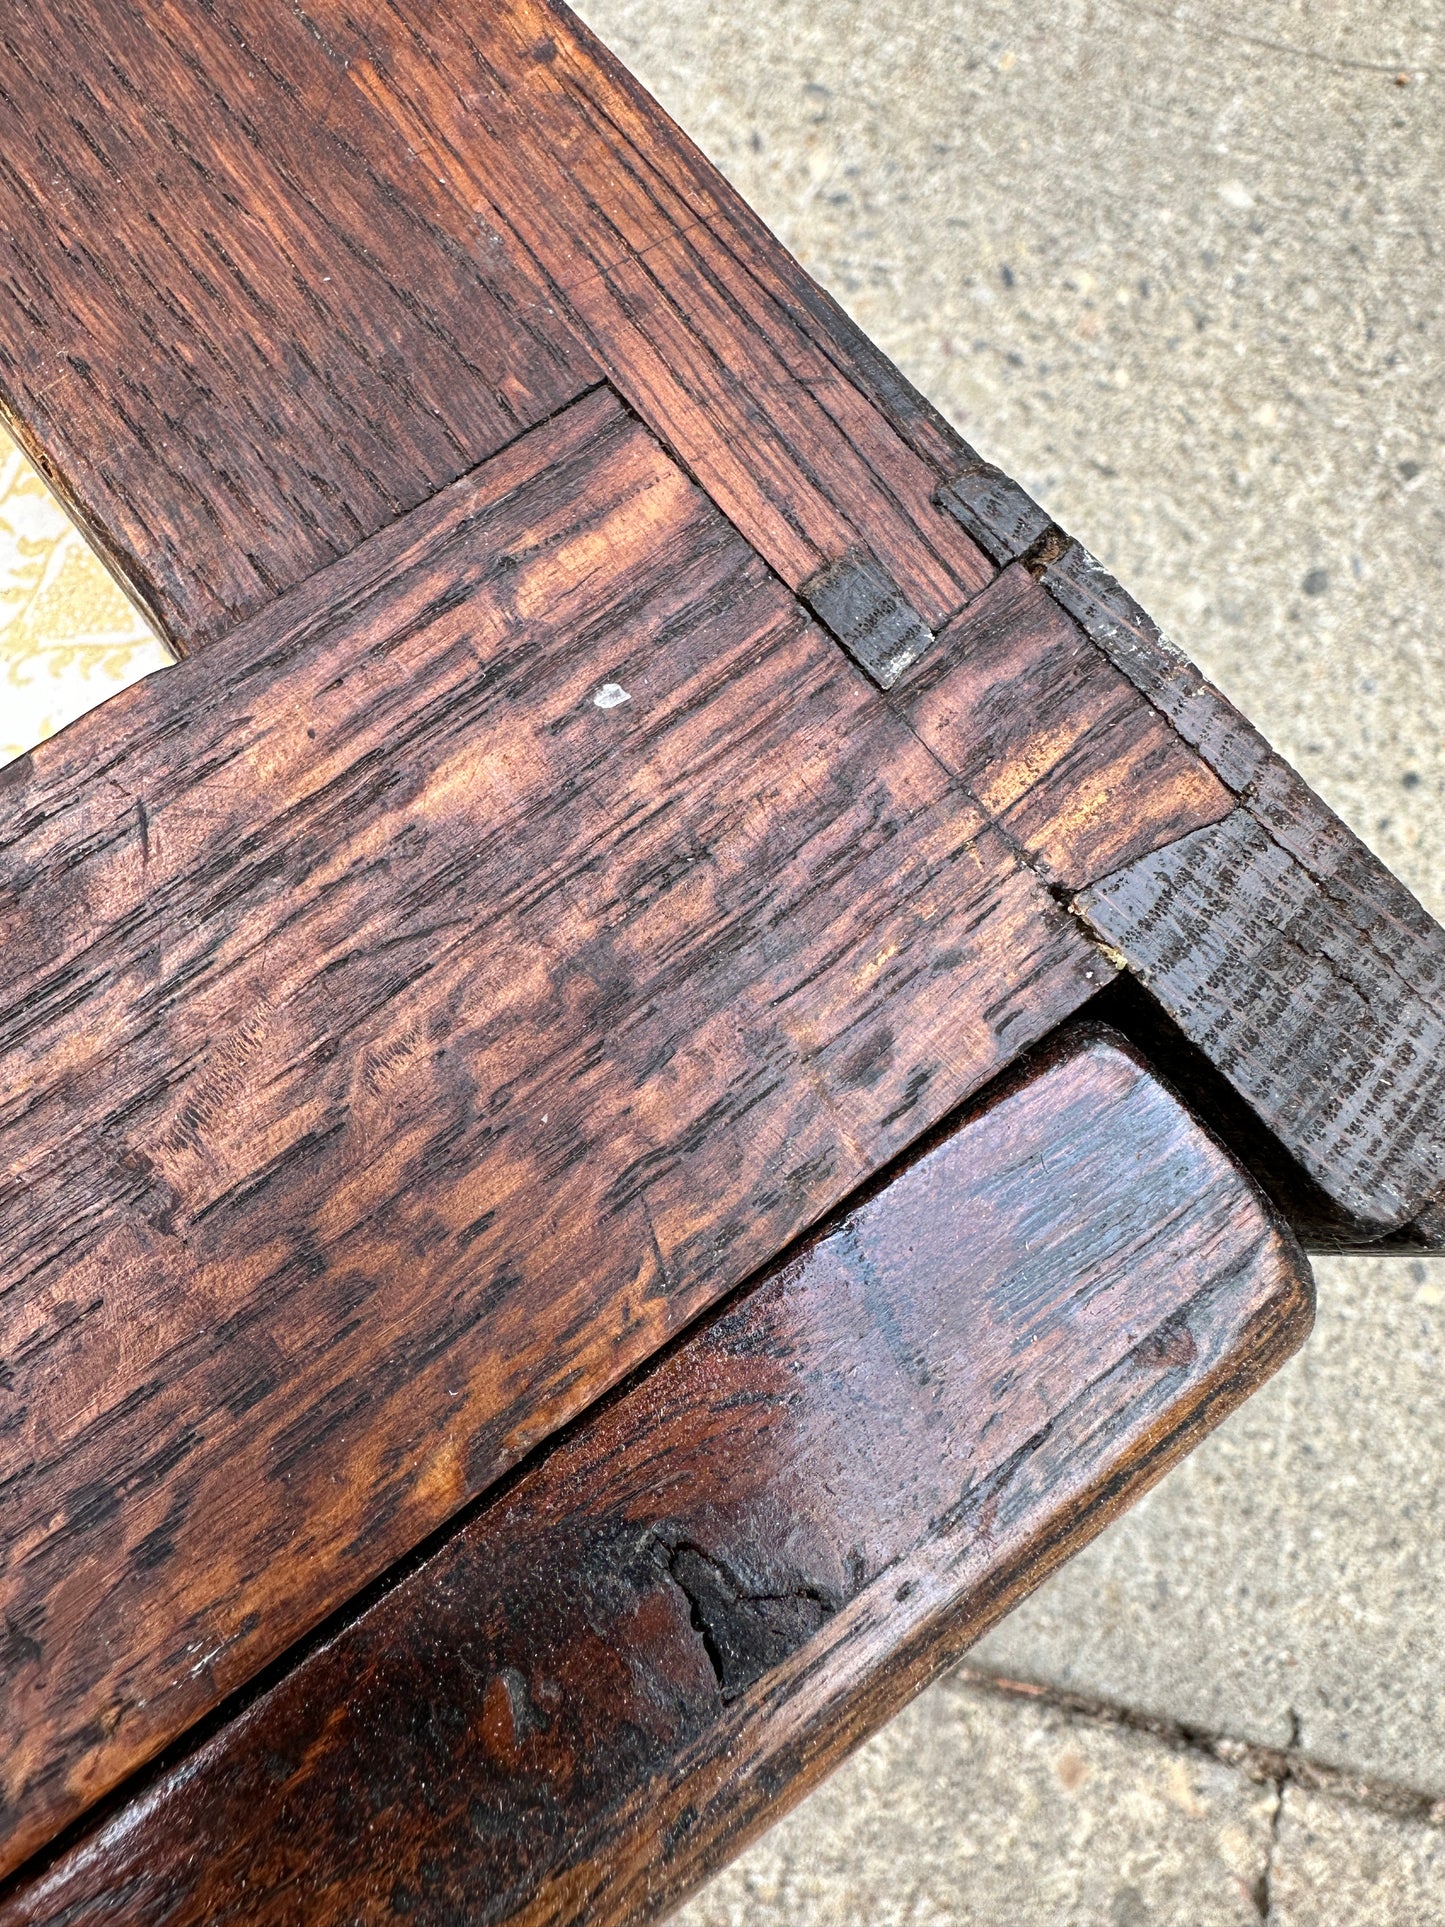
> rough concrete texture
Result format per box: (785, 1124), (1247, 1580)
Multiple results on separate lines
(572, 0), (1445, 1917)
(1269, 1784), (1445, 1927)
(578, 0), (1444, 929)
(976, 1252), (1445, 1791)
(674, 1675), (1277, 1927)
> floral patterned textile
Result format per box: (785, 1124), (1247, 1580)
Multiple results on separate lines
(1, 424), (172, 766)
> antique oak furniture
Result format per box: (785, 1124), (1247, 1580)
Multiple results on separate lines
(0, 2), (1440, 1921)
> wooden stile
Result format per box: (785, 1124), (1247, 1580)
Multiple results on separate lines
(0, 388), (1105, 1873)
(0, 1035), (1313, 1927)
(0, 0), (598, 647)
(0, 0), (1439, 1910)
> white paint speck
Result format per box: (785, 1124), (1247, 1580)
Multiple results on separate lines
(594, 683), (631, 710)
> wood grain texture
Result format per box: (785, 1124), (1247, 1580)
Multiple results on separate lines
(1076, 813), (1445, 1234)
(4, 0), (1439, 1257)
(1041, 539), (1445, 1010)
(800, 551), (934, 689)
(0, 388), (1108, 1877)
(1397, 1194), (1445, 1249)
(1086, 974), (1445, 1255)
(0, 0), (597, 646)
(934, 460), (1054, 568)
(0, 1033), (1314, 1927)
(292, 0), (993, 627)
(936, 467), (1445, 1238)
(891, 564), (1234, 891)
(0, 0), (1434, 1902)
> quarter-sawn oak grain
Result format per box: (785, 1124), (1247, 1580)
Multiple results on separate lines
(937, 462), (1445, 1242)
(2, 0), (1441, 1250)
(890, 564), (1234, 891)
(285, 0), (994, 628)
(303, 0), (1445, 1242)
(0, 1033), (1314, 1927)
(0, 389), (1108, 1877)
(0, 0), (598, 647)
(0, 0), (1440, 1903)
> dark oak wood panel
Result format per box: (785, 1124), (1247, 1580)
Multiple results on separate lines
(0, 388), (1108, 1877)
(441, 0), (987, 486)
(891, 565), (1234, 891)
(1042, 539), (1445, 1016)
(321, 0), (1445, 1242)
(0, 1033), (1314, 1927)
(935, 467), (1445, 1241)
(1076, 813), (1445, 1235)
(2, 0), (1440, 1263)
(0, 0), (597, 647)
(0, 0), (1437, 1905)
(299, 0), (993, 628)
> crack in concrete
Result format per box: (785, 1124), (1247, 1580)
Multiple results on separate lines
(1254, 1710), (1299, 1925)
(1255, 1779), (1283, 1924)
(959, 1667), (1445, 1836)
(1103, 0), (1436, 80)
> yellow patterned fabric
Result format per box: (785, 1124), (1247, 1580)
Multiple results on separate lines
(1, 424), (172, 766)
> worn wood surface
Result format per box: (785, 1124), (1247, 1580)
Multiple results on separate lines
(891, 564), (1234, 892)
(0, 386), (1111, 1877)
(0, 0), (992, 651)
(0, 0), (1441, 1902)
(285, 0), (1445, 1242)
(1076, 813), (1445, 1234)
(800, 550), (934, 690)
(0, 0), (598, 647)
(2, 0), (1440, 1253)
(0, 1033), (1314, 1927)
(1044, 544), (1445, 1239)
(936, 470), (1445, 1241)
(1082, 976), (1420, 1254)
(1039, 538), (1445, 1012)
(255, 0), (994, 629)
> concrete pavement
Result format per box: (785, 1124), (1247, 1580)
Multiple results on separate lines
(575, 1), (1445, 1918)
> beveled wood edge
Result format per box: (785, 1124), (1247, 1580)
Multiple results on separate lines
(556, 1274), (1310, 1927)
(0, 392), (179, 661)
(0, 1024), (1315, 1919)
(4, 0), (1439, 1239)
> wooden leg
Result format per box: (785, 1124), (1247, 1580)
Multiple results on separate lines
(0, 1030), (1311, 1927)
